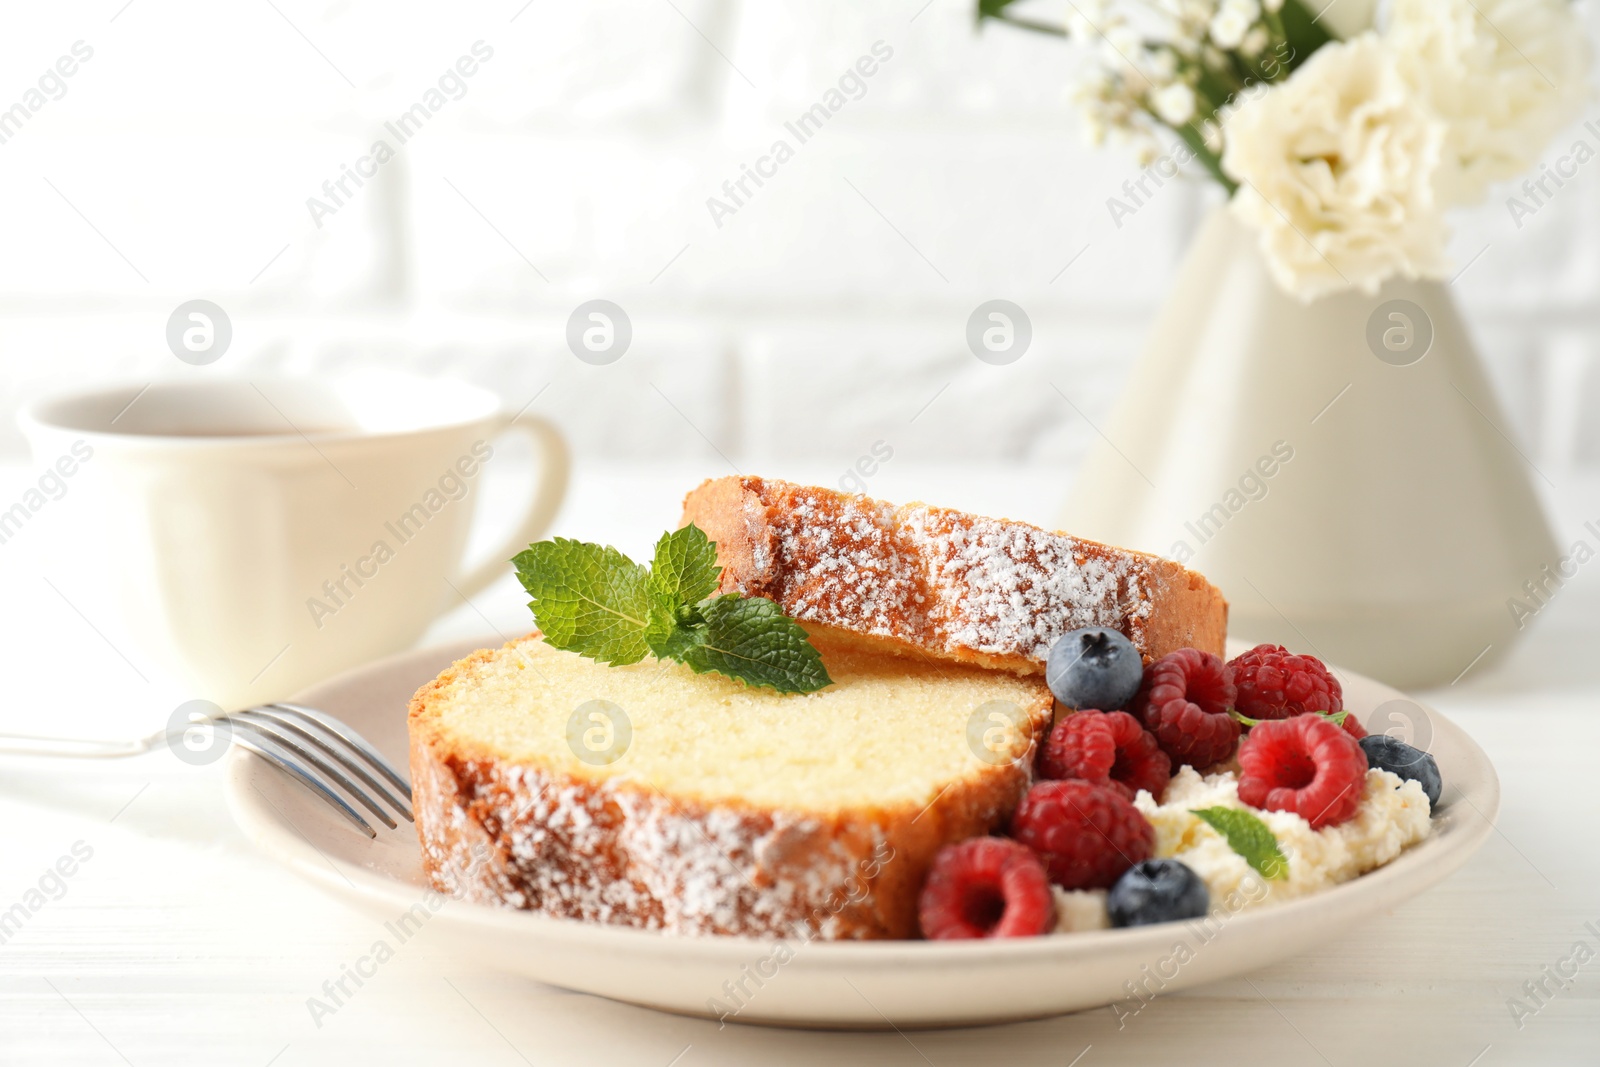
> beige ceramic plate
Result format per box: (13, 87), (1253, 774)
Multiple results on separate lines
(224, 637), (1499, 1029)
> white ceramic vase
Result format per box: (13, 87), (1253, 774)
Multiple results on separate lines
(1062, 206), (1560, 688)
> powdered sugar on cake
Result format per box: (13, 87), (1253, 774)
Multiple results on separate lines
(744, 483), (1156, 664)
(904, 507), (1153, 661)
(759, 492), (929, 639)
(416, 749), (891, 939)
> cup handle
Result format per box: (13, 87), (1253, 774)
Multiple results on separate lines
(453, 412), (571, 601)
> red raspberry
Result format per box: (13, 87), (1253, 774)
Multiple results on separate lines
(917, 838), (1053, 940)
(1238, 714), (1369, 829)
(1010, 780), (1153, 890)
(1230, 643), (1366, 739)
(1039, 710), (1172, 802)
(1230, 643), (1340, 718)
(1133, 649), (1239, 769)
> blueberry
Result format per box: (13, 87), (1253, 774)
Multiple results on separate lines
(1046, 627), (1143, 710)
(1108, 859), (1209, 928)
(1359, 734), (1442, 808)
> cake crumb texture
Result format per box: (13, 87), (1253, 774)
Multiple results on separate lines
(409, 633), (1053, 939)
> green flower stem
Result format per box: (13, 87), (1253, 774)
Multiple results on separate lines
(1166, 113), (1239, 196)
(1238, 55), (1263, 84)
(1279, 0), (1335, 58)
(987, 12), (1068, 37)
(1227, 51), (1258, 90)
(1262, 7), (1288, 50)
(1194, 65), (1239, 114)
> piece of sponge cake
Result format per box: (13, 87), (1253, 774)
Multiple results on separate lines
(409, 632), (1052, 939)
(681, 476), (1227, 674)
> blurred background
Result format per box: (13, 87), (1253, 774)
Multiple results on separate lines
(3, 0), (1598, 477)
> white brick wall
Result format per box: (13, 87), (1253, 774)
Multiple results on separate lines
(2, 0), (1598, 473)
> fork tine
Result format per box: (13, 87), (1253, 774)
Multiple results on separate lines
(267, 703), (412, 798)
(228, 729), (377, 839)
(236, 708), (412, 823)
(228, 718), (398, 830)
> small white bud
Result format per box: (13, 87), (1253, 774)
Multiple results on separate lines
(1151, 82), (1198, 126)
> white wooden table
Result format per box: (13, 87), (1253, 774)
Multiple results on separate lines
(1, 460), (1595, 1066)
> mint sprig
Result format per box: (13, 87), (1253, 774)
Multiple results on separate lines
(649, 525), (722, 607)
(1229, 709), (1349, 729)
(1190, 806), (1289, 881)
(511, 539), (656, 666)
(513, 524), (833, 695)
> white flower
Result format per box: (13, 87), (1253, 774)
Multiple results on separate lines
(1151, 81), (1198, 124)
(1066, 11), (1099, 44)
(1071, 69), (1157, 153)
(1221, 34), (1451, 300)
(1209, 6), (1253, 49)
(1388, 0), (1593, 205)
(1133, 136), (1162, 165)
(1101, 25), (1145, 67)
(1160, 0), (1218, 30)
(1146, 47), (1179, 83)
(1066, 0), (1115, 44)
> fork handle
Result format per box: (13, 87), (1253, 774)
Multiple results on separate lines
(0, 733), (160, 759)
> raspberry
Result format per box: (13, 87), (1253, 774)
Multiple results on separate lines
(1133, 649), (1239, 769)
(917, 838), (1054, 940)
(1229, 643), (1366, 739)
(1010, 780), (1153, 890)
(1230, 643), (1340, 718)
(1238, 714), (1369, 829)
(1039, 710), (1172, 801)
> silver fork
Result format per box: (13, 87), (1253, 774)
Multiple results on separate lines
(0, 703), (411, 839)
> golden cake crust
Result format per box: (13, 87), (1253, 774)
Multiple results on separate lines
(680, 476), (1227, 673)
(408, 633), (1054, 940)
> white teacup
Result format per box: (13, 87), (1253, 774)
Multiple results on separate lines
(20, 372), (568, 708)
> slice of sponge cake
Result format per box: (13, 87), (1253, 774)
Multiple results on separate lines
(681, 476), (1227, 674)
(409, 633), (1053, 939)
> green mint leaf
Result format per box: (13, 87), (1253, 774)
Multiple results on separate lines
(643, 524), (723, 659)
(649, 524), (722, 608)
(650, 615), (704, 663)
(671, 595), (833, 694)
(642, 598), (679, 660)
(1230, 709), (1348, 729)
(512, 539), (655, 666)
(1190, 807), (1289, 881)
(516, 528), (834, 694)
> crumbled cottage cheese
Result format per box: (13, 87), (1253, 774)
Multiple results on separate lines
(1052, 765), (1433, 931)
(1053, 887), (1111, 933)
